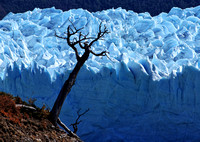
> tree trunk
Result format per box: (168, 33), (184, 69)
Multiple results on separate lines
(49, 51), (89, 126)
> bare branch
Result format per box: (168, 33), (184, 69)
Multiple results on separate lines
(74, 32), (96, 47)
(70, 108), (90, 133)
(105, 53), (114, 62)
(55, 21), (109, 61)
(78, 33), (84, 49)
(57, 117), (80, 139)
(88, 22), (109, 47)
(73, 37), (78, 43)
(55, 32), (67, 40)
(69, 20), (77, 31)
(68, 20), (84, 35)
(90, 50), (109, 56)
(55, 31), (80, 60)
(15, 104), (36, 111)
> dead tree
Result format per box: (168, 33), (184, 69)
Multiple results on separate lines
(48, 21), (109, 138)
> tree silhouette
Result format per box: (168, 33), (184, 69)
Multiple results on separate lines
(48, 20), (109, 138)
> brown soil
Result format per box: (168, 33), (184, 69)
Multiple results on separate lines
(0, 92), (82, 142)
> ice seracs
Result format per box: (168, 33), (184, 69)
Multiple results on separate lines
(1, 5), (200, 142)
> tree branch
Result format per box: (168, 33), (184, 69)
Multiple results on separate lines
(55, 21), (109, 61)
(57, 117), (80, 139)
(15, 104), (36, 111)
(55, 32), (67, 40)
(68, 20), (84, 33)
(88, 22), (109, 47)
(55, 31), (80, 61)
(78, 33), (84, 49)
(90, 50), (109, 56)
(74, 32), (95, 48)
(70, 108), (90, 133)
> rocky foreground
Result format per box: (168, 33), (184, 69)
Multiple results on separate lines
(0, 92), (81, 142)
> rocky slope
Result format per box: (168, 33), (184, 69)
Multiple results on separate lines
(0, 92), (81, 142)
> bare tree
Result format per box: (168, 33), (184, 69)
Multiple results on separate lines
(48, 21), (109, 138)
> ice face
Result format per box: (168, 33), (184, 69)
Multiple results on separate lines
(1, 6), (200, 141)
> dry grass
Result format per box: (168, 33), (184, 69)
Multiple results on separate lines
(0, 92), (22, 126)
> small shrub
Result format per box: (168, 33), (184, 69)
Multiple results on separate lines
(0, 93), (22, 126)
(28, 98), (37, 107)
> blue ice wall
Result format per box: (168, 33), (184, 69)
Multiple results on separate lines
(1, 6), (200, 141)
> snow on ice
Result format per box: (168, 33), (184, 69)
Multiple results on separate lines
(1, 6), (200, 141)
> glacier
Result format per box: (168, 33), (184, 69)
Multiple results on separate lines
(1, 5), (200, 141)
